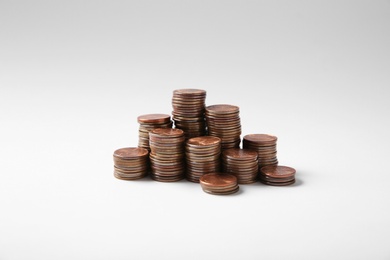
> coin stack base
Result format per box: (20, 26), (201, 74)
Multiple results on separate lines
(222, 148), (258, 184)
(243, 134), (278, 169)
(199, 173), (239, 195)
(172, 89), (206, 139)
(205, 104), (241, 150)
(113, 147), (149, 180)
(149, 128), (185, 182)
(259, 165), (296, 186)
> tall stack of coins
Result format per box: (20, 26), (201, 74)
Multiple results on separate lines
(243, 134), (278, 168)
(259, 165), (296, 186)
(222, 148), (258, 184)
(205, 104), (241, 149)
(113, 147), (149, 180)
(199, 173), (239, 195)
(185, 136), (222, 183)
(137, 114), (172, 151)
(149, 128), (185, 182)
(172, 89), (206, 139)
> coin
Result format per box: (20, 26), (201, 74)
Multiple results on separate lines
(172, 89), (207, 139)
(113, 147), (149, 180)
(222, 148), (258, 184)
(185, 136), (221, 182)
(259, 165), (296, 186)
(149, 128), (185, 182)
(199, 173), (239, 195)
(137, 114), (172, 151)
(243, 134), (278, 168)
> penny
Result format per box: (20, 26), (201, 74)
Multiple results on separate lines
(260, 165), (296, 178)
(137, 114), (171, 124)
(113, 147), (149, 181)
(200, 173), (237, 187)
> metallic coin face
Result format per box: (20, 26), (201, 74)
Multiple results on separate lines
(206, 104), (239, 114)
(260, 165), (296, 178)
(223, 148), (258, 160)
(200, 173), (237, 187)
(137, 114), (171, 124)
(113, 147), (149, 159)
(187, 136), (221, 147)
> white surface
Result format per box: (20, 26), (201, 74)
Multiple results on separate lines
(1, 1), (390, 259)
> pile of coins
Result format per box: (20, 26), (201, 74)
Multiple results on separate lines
(137, 114), (172, 151)
(199, 173), (239, 195)
(172, 89), (206, 139)
(243, 134), (278, 168)
(149, 128), (185, 182)
(205, 104), (242, 150)
(185, 136), (221, 183)
(259, 165), (296, 186)
(222, 148), (258, 184)
(113, 147), (149, 180)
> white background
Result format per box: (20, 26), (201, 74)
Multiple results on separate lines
(1, 0), (390, 259)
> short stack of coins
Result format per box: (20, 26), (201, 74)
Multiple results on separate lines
(259, 165), (296, 186)
(172, 89), (206, 139)
(222, 148), (258, 184)
(243, 134), (278, 168)
(205, 104), (241, 149)
(185, 136), (221, 183)
(199, 173), (239, 195)
(137, 114), (172, 151)
(149, 128), (185, 182)
(113, 147), (149, 180)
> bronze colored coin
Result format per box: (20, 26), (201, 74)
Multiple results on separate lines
(114, 171), (146, 181)
(199, 173), (237, 188)
(173, 88), (206, 95)
(259, 174), (295, 183)
(206, 104), (239, 114)
(137, 114), (171, 124)
(260, 165), (296, 178)
(113, 147), (149, 159)
(243, 134), (277, 143)
(186, 136), (221, 147)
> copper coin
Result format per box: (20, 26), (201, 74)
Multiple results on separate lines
(202, 186), (239, 195)
(113, 147), (149, 159)
(137, 114), (171, 124)
(173, 88), (206, 96)
(150, 128), (184, 137)
(206, 104), (239, 114)
(259, 178), (295, 186)
(199, 173), (237, 187)
(260, 165), (296, 178)
(243, 134), (277, 143)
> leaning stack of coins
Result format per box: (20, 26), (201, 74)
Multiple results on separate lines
(199, 173), (239, 195)
(185, 136), (222, 182)
(172, 89), (207, 139)
(205, 104), (241, 149)
(222, 148), (258, 184)
(113, 147), (149, 180)
(149, 128), (185, 182)
(243, 134), (278, 168)
(259, 165), (296, 186)
(137, 114), (172, 151)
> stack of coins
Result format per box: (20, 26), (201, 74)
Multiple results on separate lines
(199, 173), (239, 195)
(172, 89), (206, 139)
(149, 128), (185, 182)
(259, 165), (296, 186)
(205, 104), (241, 149)
(243, 134), (278, 168)
(185, 136), (222, 182)
(137, 114), (172, 151)
(113, 147), (149, 180)
(222, 148), (258, 184)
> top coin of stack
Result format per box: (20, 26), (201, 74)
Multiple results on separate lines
(137, 114), (172, 151)
(243, 134), (278, 169)
(172, 89), (206, 139)
(205, 104), (242, 149)
(149, 128), (186, 182)
(113, 147), (149, 180)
